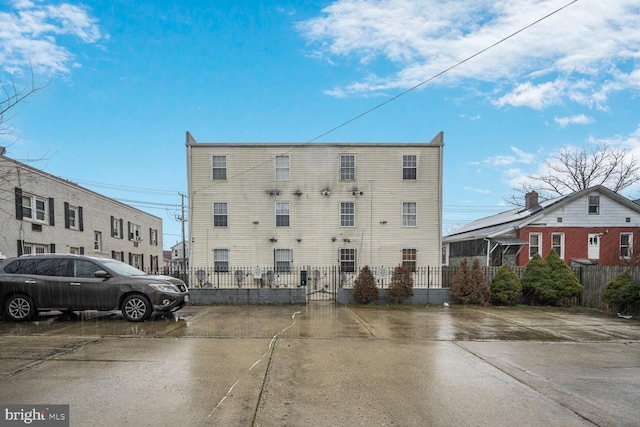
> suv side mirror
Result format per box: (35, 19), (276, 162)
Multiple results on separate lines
(94, 270), (110, 279)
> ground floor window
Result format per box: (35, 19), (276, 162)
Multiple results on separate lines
(620, 233), (633, 259)
(214, 248), (229, 272)
(551, 233), (564, 258)
(275, 249), (292, 272)
(340, 248), (356, 272)
(529, 233), (541, 258)
(23, 242), (49, 255)
(402, 248), (417, 272)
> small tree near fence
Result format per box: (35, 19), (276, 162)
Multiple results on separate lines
(602, 273), (640, 315)
(386, 264), (414, 304)
(490, 265), (522, 305)
(352, 265), (379, 304)
(451, 258), (491, 305)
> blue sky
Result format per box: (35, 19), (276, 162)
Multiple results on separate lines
(2, 0), (640, 249)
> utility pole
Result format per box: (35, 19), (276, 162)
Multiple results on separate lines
(177, 193), (187, 271)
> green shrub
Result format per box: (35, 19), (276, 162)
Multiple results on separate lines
(545, 250), (584, 304)
(521, 253), (552, 305)
(490, 265), (522, 305)
(351, 265), (379, 304)
(602, 273), (640, 314)
(386, 264), (414, 304)
(451, 258), (491, 305)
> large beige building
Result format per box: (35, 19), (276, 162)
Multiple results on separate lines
(186, 132), (444, 273)
(0, 154), (163, 270)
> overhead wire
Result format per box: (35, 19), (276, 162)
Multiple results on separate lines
(199, 0), (580, 189)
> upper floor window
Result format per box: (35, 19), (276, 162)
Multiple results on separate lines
(588, 196), (600, 215)
(212, 155), (227, 180)
(22, 194), (48, 222)
(64, 203), (83, 231)
(129, 223), (141, 241)
(275, 202), (290, 227)
(402, 248), (417, 272)
(340, 154), (355, 181)
(620, 233), (633, 259)
(149, 229), (158, 246)
(402, 202), (417, 227)
(552, 233), (564, 258)
(275, 155), (290, 180)
(403, 155), (417, 180)
(213, 202), (228, 227)
(275, 248), (292, 272)
(111, 217), (123, 239)
(214, 248), (229, 272)
(340, 202), (355, 227)
(529, 233), (542, 258)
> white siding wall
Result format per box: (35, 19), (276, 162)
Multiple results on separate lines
(188, 139), (443, 269)
(0, 157), (163, 267)
(537, 191), (640, 227)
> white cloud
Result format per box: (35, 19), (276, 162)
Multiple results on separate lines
(554, 114), (593, 127)
(479, 146), (536, 166)
(298, 0), (640, 110)
(0, 0), (105, 76)
(463, 186), (491, 194)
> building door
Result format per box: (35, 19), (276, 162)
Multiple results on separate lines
(588, 234), (600, 259)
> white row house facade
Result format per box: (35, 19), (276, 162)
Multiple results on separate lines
(186, 132), (444, 273)
(0, 154), (163, 270)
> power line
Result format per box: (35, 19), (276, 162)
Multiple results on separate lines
(199, 0), (579, 189)
(60, 176), (184, 196)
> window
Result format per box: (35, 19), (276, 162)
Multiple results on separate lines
(403, 155), (417, 180)
(112, 251), (124, 261)
(94, 231), (102, 252)
(150, 229), (158, 246)
(130, 253), (142, 269)
(68, 206), (78, 229)
(74, 260), (102, 278)
(340, 202), (355, 227)
(23, 243), (48, 255)
(552, 233), (564, 258)
(69, 247), (80, 255)
(213, 202), (228, 227)
(275, 155), (290, 180)
(620, 233), (633, 259)
(402, 202), (417, 227)
(112, 217), (123, 239)
(22, 194), (48, 222)
(275, 249), (291, 272)
(588, 196), (600, 215)
(402, 249), (417, 272)
(214, 249), (229, 272)
(340, 248), (356, 272)
(340, 154), (355, 180)
(212, 155), (227, 180)
(129, 223), (141, 241)
(275, 202), (290, 227)
(529, 233), (542, 258)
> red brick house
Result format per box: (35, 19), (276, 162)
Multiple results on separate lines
(443, 186), (640, 267)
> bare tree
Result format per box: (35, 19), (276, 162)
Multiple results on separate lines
(507, 144), (640, 205)
(1, 65), (44, 136)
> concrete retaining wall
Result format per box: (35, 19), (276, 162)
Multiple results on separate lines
(337, 288), (451, 305)
(189, 288), (306, 305)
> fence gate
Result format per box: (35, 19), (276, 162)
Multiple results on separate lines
(305, 267), (337, 302)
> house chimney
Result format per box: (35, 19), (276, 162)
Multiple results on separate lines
(525, 191), (539, 209)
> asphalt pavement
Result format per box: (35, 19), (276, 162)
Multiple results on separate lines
(0, 304), (638, 426)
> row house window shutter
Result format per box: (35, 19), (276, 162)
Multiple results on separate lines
(48, 198), (55, 226)
(15, 188), (23, 219)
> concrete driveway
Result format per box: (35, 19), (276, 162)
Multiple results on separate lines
(0, 304), (638, 426)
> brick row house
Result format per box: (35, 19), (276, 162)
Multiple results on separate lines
(443, 186), (640, 267)
(0, 153), (163, 270)
(186, 132), (444, 274)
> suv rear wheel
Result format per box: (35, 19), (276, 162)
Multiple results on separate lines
(4, 294), (36, 321)
(121, 294), (152, 322)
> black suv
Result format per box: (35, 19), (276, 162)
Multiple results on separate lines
(0, 254), (189, 322)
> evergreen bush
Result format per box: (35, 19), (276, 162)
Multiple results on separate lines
(520, 253), (552, 305)
(602, 273), (640, 314)
(386, 264), (414, 304)
(351, 265), (379, 304)
(451, 258), (491, 305)
(545, 250), (584, 304)
(490, 265), (522, 305)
